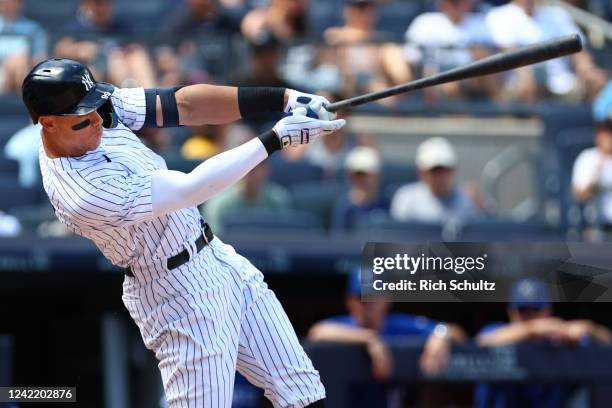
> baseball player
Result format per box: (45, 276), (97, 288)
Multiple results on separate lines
(22, 58), (345, 408)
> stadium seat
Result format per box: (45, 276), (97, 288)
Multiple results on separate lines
(0, 156), (19, 179)
(375, 2), (421, 42)
(289, 181), (347, 229)
(23, 0), (79, 30)
(556, 126), (596, 229)
(221, 208), (323, 233)
(537, 104), (592, 227)
(0, 115), (30, 149)
(8, 202), (56, 231)
(457, 216), (565, 241)
(381, 161), (417, 192)
(268, 157), (324, 188)
(308, 0), (343, 37)
(0, 180), (41, 211)
(353, 213), (446, 241)
(114, 0), (171, 32)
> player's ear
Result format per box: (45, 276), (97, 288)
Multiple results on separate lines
(39, 116), (57, 133)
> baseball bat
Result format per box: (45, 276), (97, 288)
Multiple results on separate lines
(325, 34), (583, 112)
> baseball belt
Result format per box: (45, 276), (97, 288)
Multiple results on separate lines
(126, 221), (214, 276)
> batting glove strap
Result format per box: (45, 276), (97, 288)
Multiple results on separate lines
(257, 129), (282, 156)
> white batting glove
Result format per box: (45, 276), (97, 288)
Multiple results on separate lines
(273, 107), (346, 149)
(284, 89), (337, 121)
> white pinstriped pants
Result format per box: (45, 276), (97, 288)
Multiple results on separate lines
(122, 237), (325, 408)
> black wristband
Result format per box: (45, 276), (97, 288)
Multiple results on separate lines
(238, 87), (286, 118)
(258, 130), (282, 155)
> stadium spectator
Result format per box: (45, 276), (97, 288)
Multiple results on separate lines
(485, 0), (606, 102)
(331, 146), (388, 231)
(323, 0), (412, 105)
(0, 211), (21, 236)
(201, 125), (292, 229)
(3, 123), (41, 188)
(235, 31), (293, 88)
(241, 0), (309, 41)
(405, 0), (498, 100)
(154, 46), (191, 87)
(56, 0), (156, 88)
(308, 271), (466, 407)
(391, 137), (481, 223)
(0, 0), (48, 93)
(181, 124), (230, 160)
(283, 43), (343, 95)
(66, 0), (131, 35)
(475, 277), (612, 407)
(572, 81), (612, 235)
(163, 0), (241, 34)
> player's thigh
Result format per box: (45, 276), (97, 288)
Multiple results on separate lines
(154, 322), (238, 408)
(236, 286), (325, 408)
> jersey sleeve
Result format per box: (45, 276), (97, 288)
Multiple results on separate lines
(110, 87), (147, 131)
(64, 170), (154, 230)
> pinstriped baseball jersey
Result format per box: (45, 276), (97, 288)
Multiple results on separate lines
(40, 87), (203, 268)
(39, 86), (325, 407)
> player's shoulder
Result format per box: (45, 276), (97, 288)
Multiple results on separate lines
(111, 86), (145, 102)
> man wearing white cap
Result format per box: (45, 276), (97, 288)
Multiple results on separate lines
(331, 146), (389, 230)
(390, 137), (480, 222)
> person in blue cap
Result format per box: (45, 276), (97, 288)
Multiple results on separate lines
(572, 81), (612, 233)
(474, 277), (612, 408)
(308, 270), (466, 408)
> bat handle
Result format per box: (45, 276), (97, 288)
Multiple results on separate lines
(325, 101), (347, 113)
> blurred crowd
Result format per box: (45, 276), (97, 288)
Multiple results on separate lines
(0, 0), (612, 240)
(1, 0), (610, 101)
(307, 274), (612, 408)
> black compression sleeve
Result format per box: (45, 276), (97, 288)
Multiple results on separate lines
(238, 87), (286, 119)
(257, 130), (282, 156)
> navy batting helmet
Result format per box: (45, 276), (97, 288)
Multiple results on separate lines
(22, 58), (117, 128)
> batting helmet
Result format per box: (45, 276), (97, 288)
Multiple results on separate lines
(22, 58), (117, 128)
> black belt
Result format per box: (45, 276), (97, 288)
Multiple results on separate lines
(126, 223), (214, 276)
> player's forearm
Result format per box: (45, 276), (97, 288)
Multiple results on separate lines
(176, 84), (241, 125)
(476, 322), (534, 346)
(151, 137), (269, 216)
(308, 323), (378, 344)
(175, 85), (291, 126)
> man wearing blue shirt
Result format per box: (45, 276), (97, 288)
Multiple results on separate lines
(475, 278), (612, 408)
(308, 272), (465, 407)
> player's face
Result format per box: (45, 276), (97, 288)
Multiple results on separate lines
(41, 111), (104, 156)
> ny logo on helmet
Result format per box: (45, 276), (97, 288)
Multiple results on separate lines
(82, 72), (94, 91)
